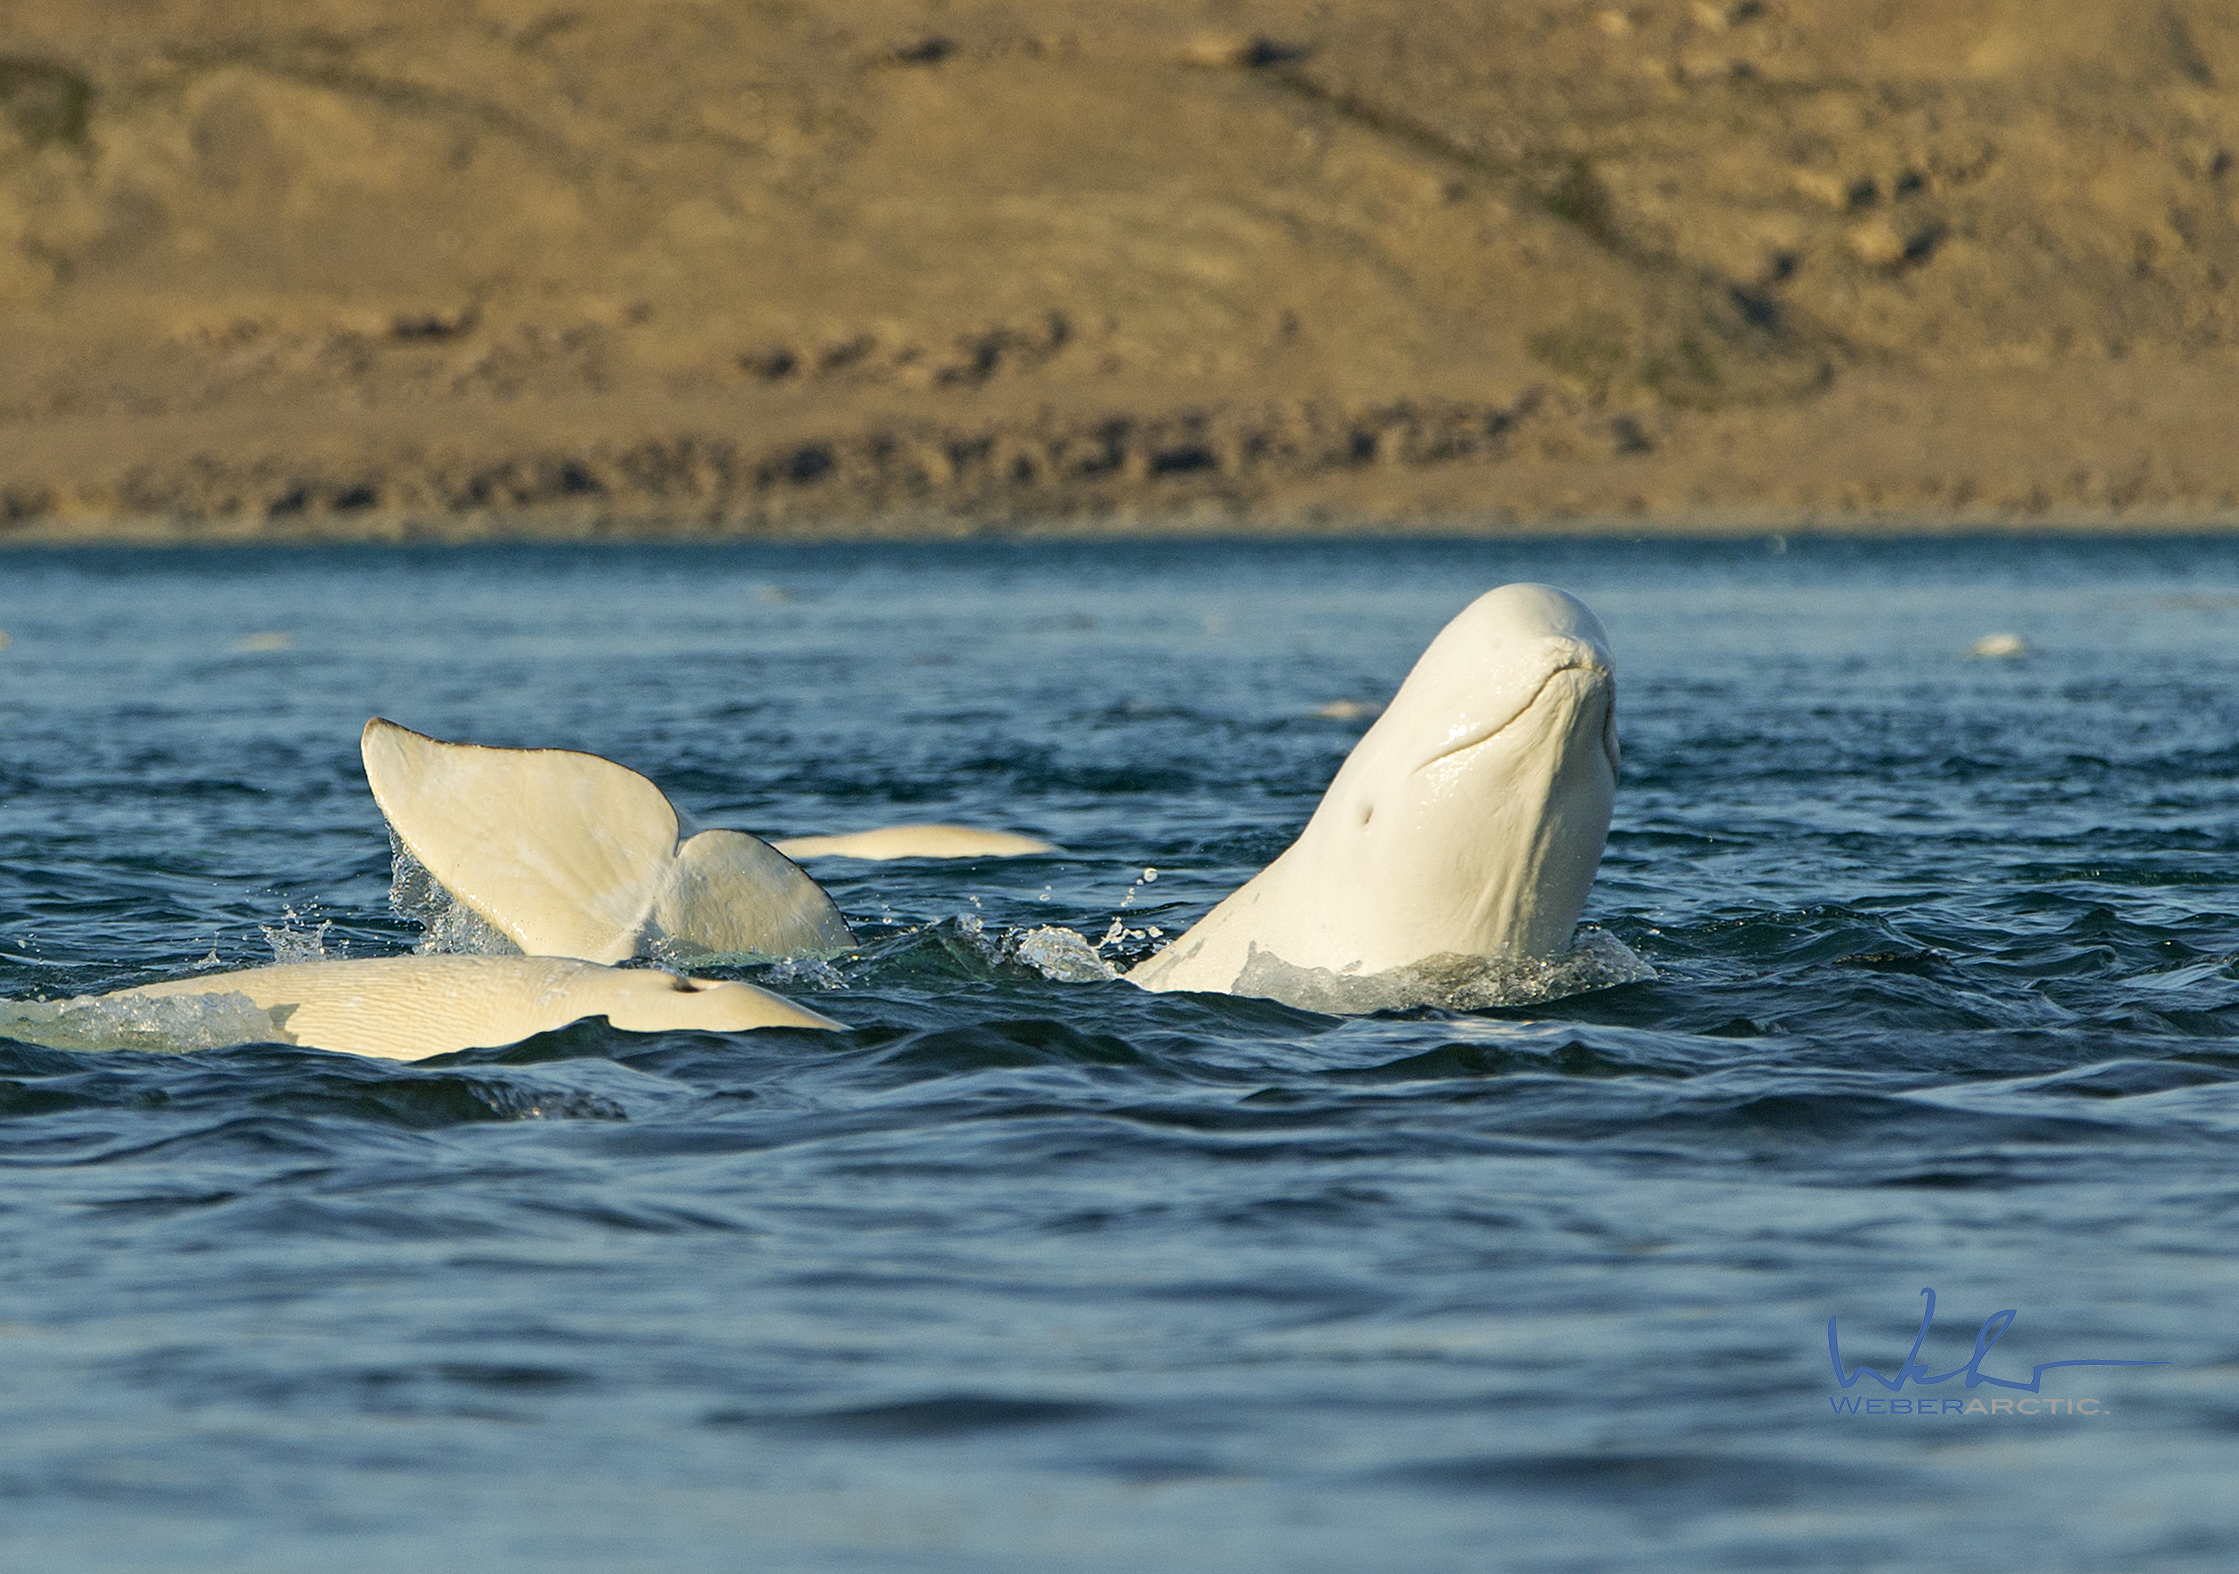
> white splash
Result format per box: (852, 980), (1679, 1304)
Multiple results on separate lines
(1229, 928), (1655, 1013)
(762, 954), (848, 990)
(1005, 925), (1122, 983)
(261, 908), (344, 963)
(388, 834), (520, 956)
(1098, 867), (1165, 949)
(0, 991), (286, 1054)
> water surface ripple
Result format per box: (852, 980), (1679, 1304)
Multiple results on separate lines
(3, 537), (2236, 1571)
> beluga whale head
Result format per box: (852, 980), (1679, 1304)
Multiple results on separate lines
(1127, 583), (1624, 1007)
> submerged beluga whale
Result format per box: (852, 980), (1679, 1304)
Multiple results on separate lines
(1125, 583), (1636, 1009)
(772, 826), (1055, 861)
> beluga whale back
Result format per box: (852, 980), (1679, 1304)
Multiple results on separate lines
(773, 826), (1055, 861)
(24, 955), (844, 1060)
(1127, 583), (1630, 1008)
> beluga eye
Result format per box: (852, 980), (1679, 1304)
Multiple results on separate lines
(1357, 801), (1374, 827)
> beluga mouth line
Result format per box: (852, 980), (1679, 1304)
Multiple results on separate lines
(1410, 651), (1612, 777)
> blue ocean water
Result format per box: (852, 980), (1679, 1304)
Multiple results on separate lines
(1, 535), (2236, 1572)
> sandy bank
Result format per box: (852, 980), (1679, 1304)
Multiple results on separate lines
(6, 2), (2239, 540)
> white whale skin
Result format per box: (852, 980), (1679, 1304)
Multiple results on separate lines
(98, 954), (842, 1060)
(361, 719), (853, 964)
(1127, 582), (1619, 1001)
(773, 826), (1055, 861)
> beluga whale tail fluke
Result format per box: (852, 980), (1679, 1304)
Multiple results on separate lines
(1126, 583), (1645, 1011)
(361, 719), (854, 964)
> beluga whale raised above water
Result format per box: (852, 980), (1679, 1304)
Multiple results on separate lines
(362, 719), (859, 964)
(361, 719), (1056, 963)
(1124, 583), (1641, 1011)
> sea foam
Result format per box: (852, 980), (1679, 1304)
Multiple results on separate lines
(1228, 928), (1654, 1013)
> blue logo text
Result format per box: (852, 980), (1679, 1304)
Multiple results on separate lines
(1828, 1288), (2164, 1393)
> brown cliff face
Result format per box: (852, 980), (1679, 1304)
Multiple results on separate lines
(4, 0), (2239, 539)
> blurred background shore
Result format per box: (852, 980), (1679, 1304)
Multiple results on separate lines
(6, 0), (2239, 542)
